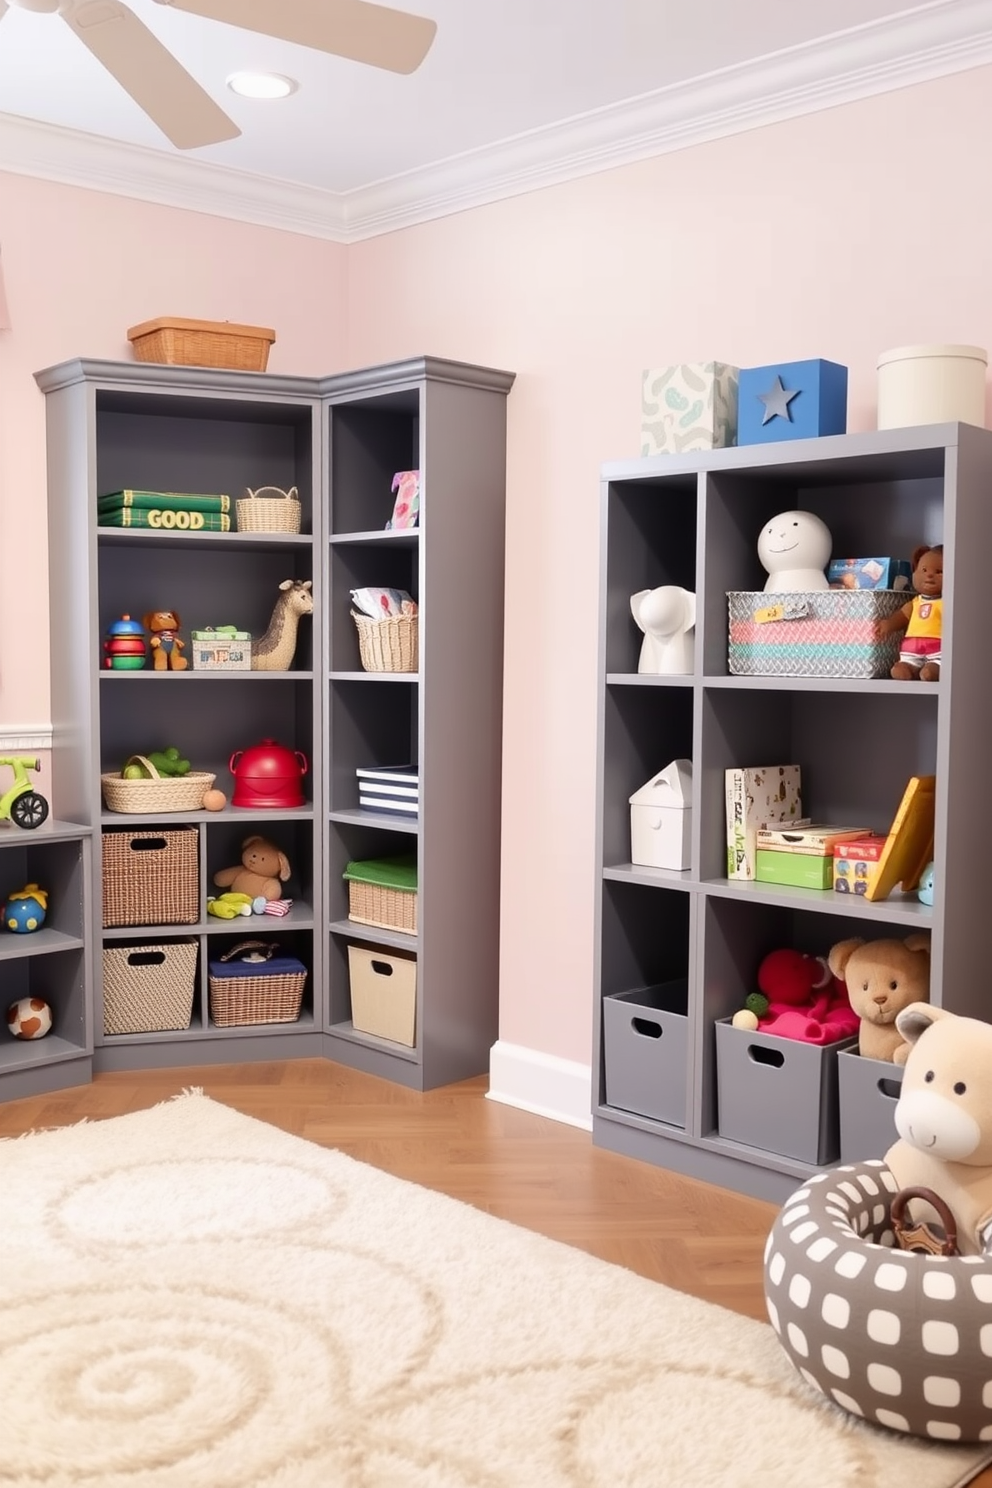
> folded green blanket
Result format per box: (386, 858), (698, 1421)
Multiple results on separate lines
(343, 855), (417, 891)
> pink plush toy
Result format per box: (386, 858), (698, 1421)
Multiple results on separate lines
(754, 948), (859, 1045)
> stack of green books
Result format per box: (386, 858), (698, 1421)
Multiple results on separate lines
(98, 490), (232, 532)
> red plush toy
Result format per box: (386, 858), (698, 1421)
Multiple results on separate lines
(754, 948), (859, 1045)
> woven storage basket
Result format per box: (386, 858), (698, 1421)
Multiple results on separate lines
(236, 485), (302, 534)
(208, 940), (307, 1027)
(727, 590), (907, 679)
(102, 940), (198, 1035)
(344, 855), (418, 934)
(102, 826), (199, 928)
(127, 317), (275, 372)
(352, 612), (419, 673)
(101, 754), (215, 814)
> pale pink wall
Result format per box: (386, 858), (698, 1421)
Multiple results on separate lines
(0, 172), (348, 726)
(345, 65), (992, 1066)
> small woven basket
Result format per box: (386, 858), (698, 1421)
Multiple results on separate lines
(236, 485), (302, 534)
(102, 940), (198, 1035)
(348, 880), (418, 934)
(102, 826), (200, 928)
(127, 317), (275, 372)
(208, 940), (307, 1027)
(101, 755), (215, 814)
(352, 612), (419, 673)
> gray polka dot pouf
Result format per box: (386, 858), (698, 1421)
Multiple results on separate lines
(764, 1160), (992, 1442)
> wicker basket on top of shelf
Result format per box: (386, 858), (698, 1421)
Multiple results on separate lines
(351, 612), (419, 673)
(236, 485), (302, 534)
(101, 755), (215, 814)
(127, 317), (275, 372)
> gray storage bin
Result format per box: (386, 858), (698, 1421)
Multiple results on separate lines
(603, 980), (688, 1128)
(838, 1047), (904, 1163)
(715, 1018), (856, 1166)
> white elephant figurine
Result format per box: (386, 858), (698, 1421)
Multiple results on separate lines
(630, 586), (696, 675)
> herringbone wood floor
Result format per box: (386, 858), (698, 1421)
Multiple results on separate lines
(2, 1058), (990, 1485)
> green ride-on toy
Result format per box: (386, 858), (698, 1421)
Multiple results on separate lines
(0, 756), (50, 830)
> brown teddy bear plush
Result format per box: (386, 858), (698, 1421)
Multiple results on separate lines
(886, 1003), (992, 1254)
(213, 835), (291, 901)
(143, 610), (187, 671)
(827, 932), (931, 1063)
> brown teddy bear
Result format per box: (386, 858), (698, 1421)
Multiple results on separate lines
(213, 835), (291, 901)
(827, 932), (931, 1063)
(143, 610), (187, 671)
(886, 1003), (992, 1254)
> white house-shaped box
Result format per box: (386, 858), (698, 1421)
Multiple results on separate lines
(629, 759), (693, 871)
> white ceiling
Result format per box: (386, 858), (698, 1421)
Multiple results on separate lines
(0, 0), (990, 239)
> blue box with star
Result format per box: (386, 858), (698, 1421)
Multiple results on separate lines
(737, 359), (848, 445)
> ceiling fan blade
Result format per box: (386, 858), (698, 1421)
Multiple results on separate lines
(60, 0), (241, 148)
(158, 0), (436, 75)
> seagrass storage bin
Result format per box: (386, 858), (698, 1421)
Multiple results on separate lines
(102, 940), (198, 1035)
(343, 856), (418, 934)
(235, 485), (302, 534)
(127, 317), (275, 372)
(102, 826), (199, 928)
(208, 940), (307, 1027)
(352, 612), (419, 673)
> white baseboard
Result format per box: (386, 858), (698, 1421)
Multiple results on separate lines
(0, 725), (52, 751)
(487, 1040), (593, 1131)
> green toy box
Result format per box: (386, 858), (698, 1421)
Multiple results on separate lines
(755, 848), (834, 891)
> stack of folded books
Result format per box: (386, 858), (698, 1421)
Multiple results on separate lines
(98, 490), (232, 532)
(355, 762), (419, 817)
(754, 822), (871, 891)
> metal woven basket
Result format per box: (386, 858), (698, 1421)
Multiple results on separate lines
(102, 826), (200, 928)
(236, 485), (302, 534)
(351, 612), (419, 673)
(102, 940), (198, 1035)
(101, 754), (215, 814)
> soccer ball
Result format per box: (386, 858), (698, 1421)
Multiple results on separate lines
(6, 997), (53, 1039)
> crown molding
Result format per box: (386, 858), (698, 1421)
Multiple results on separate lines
(1, 0), (990, 243)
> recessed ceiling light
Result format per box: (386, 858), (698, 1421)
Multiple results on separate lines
(226, 72), (298, 100)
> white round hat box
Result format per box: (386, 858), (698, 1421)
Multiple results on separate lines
(877, 343), (988, 429)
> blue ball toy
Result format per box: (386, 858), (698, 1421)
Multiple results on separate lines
(3, 883), (48, 934)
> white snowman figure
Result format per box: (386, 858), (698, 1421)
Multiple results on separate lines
(758, 510), (832, 592)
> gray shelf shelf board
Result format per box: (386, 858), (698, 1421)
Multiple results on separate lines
(101, 903), (315, 939)
(328, 808), (419, 835)
(0, 1034), (87, 1071)
(328, 671), (419, 683)
(0, 928), (86, 960)
(203, 1012), (316, 1039)
(329, 530), (419, 547)
(606, 673), (693, 688)
(328, 918), (419, 951)
(96, 530), (314, 553)
(701, 675), (939, 696)
(94, 1029), (325, 1073)
(0, 821), (91, 843)
(603, 863), (693, 890)
(327, 1019), (419, 1063)
(100, 671), (314, 682)
(35, 357), (322, 400)
(700, 877), (932, 923)
(101, 806), (315, 826)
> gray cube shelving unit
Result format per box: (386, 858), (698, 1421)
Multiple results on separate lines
(0, 819), (93, 1100)
(593, 422), (992, 1203)
(35, 354), (513, 1091)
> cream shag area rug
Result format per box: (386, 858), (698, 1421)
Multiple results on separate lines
(3, 1092), (991, 1488)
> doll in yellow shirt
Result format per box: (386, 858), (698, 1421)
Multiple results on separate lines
(879, 544), (943, 682)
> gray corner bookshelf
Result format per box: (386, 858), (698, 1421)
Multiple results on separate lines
(593, 422), (992, 1203)
(33, 354), (513, 1094)
(0, 819), (93, 1100)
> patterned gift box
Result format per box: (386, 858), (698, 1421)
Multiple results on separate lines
(727, 590), (907, 679)
(641, 362), (739, 455)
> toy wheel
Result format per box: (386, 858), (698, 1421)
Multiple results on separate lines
(11, 792), (49, 830)
(892, 1186), (959, 1256)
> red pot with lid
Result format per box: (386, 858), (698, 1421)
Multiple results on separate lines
(229, 739), (308, 808)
